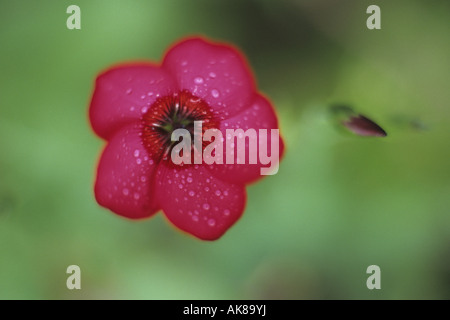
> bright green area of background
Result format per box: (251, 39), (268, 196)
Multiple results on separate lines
(0, 0), (449, 299)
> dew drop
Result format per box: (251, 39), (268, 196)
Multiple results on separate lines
(122, 188), (129, 196)
(188, 191), (195, 197)
(133, 193), (140, 200)
(203, 203), (210, 210)
(134, 150), (140, 157)
(204, 187), (210, 192)
(187, 177), (193, 183)
(136, 158), (142, 165)
(192, 215), (199, 222)
(215, 190), (221, 196)
(224, 209), (230, 216)
(194, 77), (204, 84)
(126, 88), (132, 95)
(178, 184), (183, 189)
(140, 176), (147, 182)
(211, 89), (220, 98)
(207, 219), (216, 227)
(209, 72), (216, 78)
(141, 95), (146, 100)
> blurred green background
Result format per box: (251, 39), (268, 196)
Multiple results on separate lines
(1, 0), (449, 299)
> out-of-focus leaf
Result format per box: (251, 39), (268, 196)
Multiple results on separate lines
(389, 114), (429, 131)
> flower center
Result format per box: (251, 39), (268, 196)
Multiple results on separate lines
(141, 90), (219, 164)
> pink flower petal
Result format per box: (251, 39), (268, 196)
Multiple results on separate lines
(95, 122), (160, 219)
(162, 37), (256, 120)
(155, 164), (246, 240)
(206, 94), (285, 184)
(89, 63), (178, 140)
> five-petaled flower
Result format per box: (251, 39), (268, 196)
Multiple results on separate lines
(89, 37), (284, 240)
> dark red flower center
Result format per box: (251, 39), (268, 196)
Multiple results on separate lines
(141, 90), (219, 165)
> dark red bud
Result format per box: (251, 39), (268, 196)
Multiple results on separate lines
(343, 115), (387, 137)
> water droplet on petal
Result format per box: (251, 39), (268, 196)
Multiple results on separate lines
(178, 184), (183, 189)
(224, 209), (230, 216)
(188, 191), (195, 197)
(134, 150), (140, 157)
(211, 89), (220, 98)
(187, 177), (193, 183)
(192, 215), (199, 222)
(122, 188), (129, 196)
(126, 88), (132, 95)
(194, 77), (204, 84)
(136, 158), (142, 165)
(133, 193), (140, 200)
(209, 72), (216, 78)
(207, 219), (216, 227)
(215, 190), (221, 196)
(140, 176), (147, 182)
(203, 203), (210, 210)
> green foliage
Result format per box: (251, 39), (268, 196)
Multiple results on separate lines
(0, 0), (449, 299)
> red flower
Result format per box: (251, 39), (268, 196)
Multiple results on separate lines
(89, 37), (284, 240)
